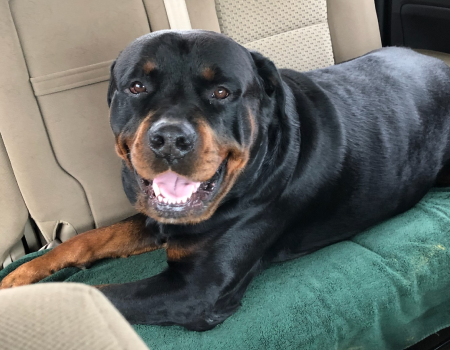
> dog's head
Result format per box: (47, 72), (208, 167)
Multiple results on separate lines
(108, 30), (284, 224)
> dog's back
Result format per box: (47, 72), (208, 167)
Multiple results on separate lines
(270, 48), (450, 260)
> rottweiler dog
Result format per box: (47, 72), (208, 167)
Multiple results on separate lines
(2, 30), (450, 331)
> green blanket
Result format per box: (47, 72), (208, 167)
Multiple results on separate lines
(2, 188), (450, 350)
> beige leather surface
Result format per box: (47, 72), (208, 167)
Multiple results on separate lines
(0, 283), (149, 350)
(10, 0), (148, 232)
(0, 0), (167, 242)
(144, 0), (171, 31)
(30, 60), (113, 97)
(0, 0), (92, 242)
(0, 135), (29, 264)
(10, 0), (150, 77)
(415, 49), (450, 67)
(327, 0), (382, 63)
(36, 82), (137, 230)
(214, 0), (334, 71)
(186, 0), (221, 32)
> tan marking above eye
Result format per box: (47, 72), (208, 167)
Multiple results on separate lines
(130, 81), (147, 94)
(143, 61), (156, 74)
(202, 67), (215, 81)
(212, 87), (229, 99)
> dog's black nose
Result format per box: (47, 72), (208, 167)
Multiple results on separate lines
(148, 120), (196, 161)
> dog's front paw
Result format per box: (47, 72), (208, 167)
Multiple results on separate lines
(0, 261), (52, 289)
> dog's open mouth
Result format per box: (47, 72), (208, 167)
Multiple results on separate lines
(138, 160), (227, 217)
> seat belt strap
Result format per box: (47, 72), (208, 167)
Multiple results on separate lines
(163, 0), (192, 30)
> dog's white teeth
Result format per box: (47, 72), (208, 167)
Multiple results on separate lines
(157, 195), (163, 202)
(153, 182), (161, 197)
(163, 198), (168, 204)
(177, 199), (182, 204)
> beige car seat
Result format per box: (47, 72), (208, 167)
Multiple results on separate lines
(0, 283), (149, 350)
(0, 135), (38, 265)
(0, 0), (170, 265)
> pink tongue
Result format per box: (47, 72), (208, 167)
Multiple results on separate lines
(153, 171), (201, 201)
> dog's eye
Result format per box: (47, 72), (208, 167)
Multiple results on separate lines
(130, 81), (147, 94)
(212, 87), (229, 99)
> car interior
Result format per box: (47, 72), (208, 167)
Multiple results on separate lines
(0, 0), (449, 349)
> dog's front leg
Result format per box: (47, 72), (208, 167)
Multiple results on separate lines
(99, 255), (263, 331)
(99, 222), (276, 331)
(0, 214), (158, 289)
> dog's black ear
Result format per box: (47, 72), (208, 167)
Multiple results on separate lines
(107, 60), (117, 107)
(250, 51), (283, 98)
